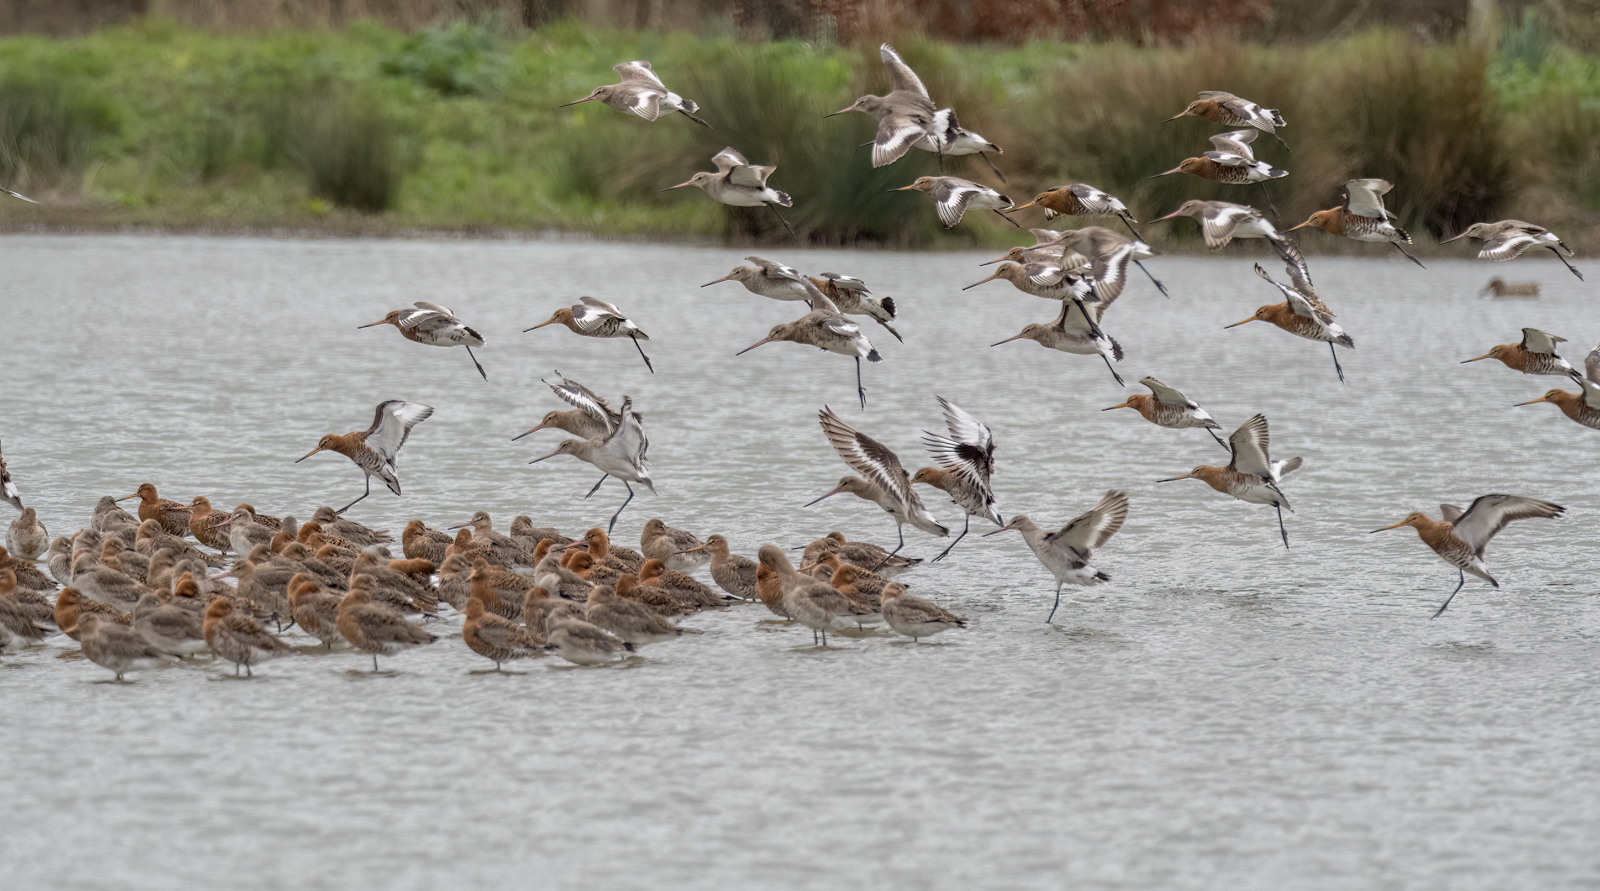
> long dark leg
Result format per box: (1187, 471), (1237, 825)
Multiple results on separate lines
(464, 346), (487, 381)
(630, 335), (655, 374)
(1329, 342), (1346, 384)
(335, 476), (372, 515)
(372, 654), (379, 672)
(1133, 260), (1169, 297)
(607, 483), (636, 534)
(932, 515), (970, 563)
(584, 475), (609, 498)
(1045, 581), (1063, 623)
(1432, 570), (1467, 619)
(1391, 241), (1426, 269)
(1548, 247), (1584, 280)
(979, 152), (1006, 183)
(1071, 297), (1108, 341)
(993, 209), (1021, 228)
(868, 524), (906, 574)
(679, 110), (712, 129)
(1117, 213), (1147, 243)
(820, 628), (827, 646)
(1100, 352), (1125, 387)
(245, 664), (253, 678)
(1274, 504), (1290, 549)
(768, 204), (796, 237)
(1207, 427), (1228, 449)
(854, 356), (867, 410)
(1257, 181), (1281, 221)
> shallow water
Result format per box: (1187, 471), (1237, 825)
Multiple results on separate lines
(2, 234), (1598, 889)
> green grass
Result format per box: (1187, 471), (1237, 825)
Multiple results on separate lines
(0, 19), (1595, 250)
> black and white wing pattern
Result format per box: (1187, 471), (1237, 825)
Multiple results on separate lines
(1198, 91), (1285, 131)
(1343, 178), (1397, 220)
(921, 397), (998, 518)
(1227, 414), (1274, 480)
(364, 400), (434, 464)
(544, 372), (619, 434)
(613, 60), (665, 89)
(1208, 129), (1259, 159)
(0, 439), (20, 510)
(1450, 494), (1565, 557)
(1043, 490), (1129, 564)
(1141, 376), (1200, 409)
(818, 407), (924, 513)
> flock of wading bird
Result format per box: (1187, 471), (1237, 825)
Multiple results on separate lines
(1, 44), (1596, 681)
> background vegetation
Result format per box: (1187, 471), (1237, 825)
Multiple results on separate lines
(0, 1), (1594, 250)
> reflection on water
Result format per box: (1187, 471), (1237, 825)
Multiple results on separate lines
(1, 235), (1597, 888)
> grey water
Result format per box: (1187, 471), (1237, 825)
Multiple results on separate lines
(1, 234), (1597, 889)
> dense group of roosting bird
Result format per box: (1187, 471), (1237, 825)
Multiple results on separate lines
(0, 44), (1593, 679)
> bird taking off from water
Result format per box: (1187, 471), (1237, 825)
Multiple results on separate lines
(296, 400), (433, 515)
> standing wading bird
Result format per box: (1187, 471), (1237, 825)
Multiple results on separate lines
(295, 400), (433, 515)
(813, 406), (948, 564)
(665, 147), (794, 236)
(1152, 130), (1288, 218)
(1165, 90), (1289, 150)
(911, 397), (1001, 561)
(894, 176), (1019, 228)
(1289, 178), (1425, 268)
(512, 372), (619, 442)
(1103, 376), (1228, 448)
(1157, 414), (1302, 548)
(1228, 261), (1356, 383)
(829, 43), (937, 169)
(525, 297), (654, 374)
(1440, 220), (1583, 281)
(1371, 495), (1565, 617)
(528, 396), (653, 534)
(991, 297), (1125, 386)
(736, 284), (881, 410)
(1460, 328), (1583, 380)
(0, 439), (20, 511)
(358, 302), (487, 381)
(560, 60), (709, 127)
(984, 490), (1129, 623)
(1514, 344), (1600, 430)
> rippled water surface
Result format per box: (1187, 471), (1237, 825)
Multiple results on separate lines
(2, 234), (1598, 889)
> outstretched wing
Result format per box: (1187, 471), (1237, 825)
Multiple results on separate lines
(1141, 376), (1197, 409)
(412, 301), (459, 320)
(874, 112), (932, 168)
(1585, 342), (1600, 386)
(613, 60), (665, 88)
(603, 396), (650, 468)
(1519, 327), (1566, 355)
(1343, 179), (1395, 220)
(818, 406), (918, 511)
(1451, 494), (1564, 555)
(1227, 414), (1273, 478)
(922, 396), (995, 486)
(365, 400), (434, 463)
(712, 147), (750, 174)
(544, 372), (618, 433)
(879, 43), (930, 98)
(1208, 129), (1258, 159)
(1064, 183), (1128, 215)
(1043, 490), (1129, 562)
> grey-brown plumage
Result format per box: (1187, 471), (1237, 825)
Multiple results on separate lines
(640, 518), (707, 573)
(463, 597), (543, 669)
(545, 610), (634, 665)
(691, 534), (758, 601)
(6, 507), (47, 561)
(78, 612), (178, 680)
(204, 598), (295, 676)
(585, 580), (686, 646)
(287, 574), (344, 649)
(133, 592), (207, 657)
(337, 577), (437, 671)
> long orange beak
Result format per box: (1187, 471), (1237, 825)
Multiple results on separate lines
(559, 95), (597, 108)
(1161, 110), (1188, 123)
(990, 332), (1028, 347)
(1438, 231), (1470, 245)
(510, 423), (547, 441)
(1460, 354), (1492, 364)
(1512, 396), (1550, 406)
(295, 446), (325, 463)
(1155, 472), (1195, 483)
(1153, 208), (1188, 221)
(803, 488), (843, 507)
(1012, 201), (1037, 211)
(1102, 402), (1132, 411)
(1285, 220), (1314, 232)
(1150, 165), (1184, 178)
(892, 184), (921, 192)
(1370, 520), (1410, 533)
(963, 272), (1003, 290)
(115, 493), (140, 502)
(977, 256), (1013, 267)
(734, 337), (774, 356)
(663, 179), (697, 191)
(523, 316), (560, 333)
(1223, 316), (1257, 329)
(701, 274), (736, 287)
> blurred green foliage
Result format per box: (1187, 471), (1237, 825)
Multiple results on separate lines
(0, 19), (1594, 246)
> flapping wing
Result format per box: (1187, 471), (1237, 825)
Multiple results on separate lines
(1029, 228), (1066, 247)
(1200, 204), (1257, 248)
(727, 162), (775, 189)
(712, 147), (750, 174)
(1343, 179), (1395, 220)
(1585, 342), (1600, 386)
(412, 301), (458, 319)
(1065, 183), (1127, 215)
(874, 113), (931, 167)
(1141, 376), (1197, 409)
(818, 406), (915, 509)
(1451, 494), (1564, 555)
(545, 373), (617, 432)
(613, 60), (664, 88)
(603, 396), (649, 466)
(1208, 129), (1258, 159)
(1439, 504), (1464, 524)
(1202, 151), (1254, 168)
(1043, 490), (1129, 562)
(819, 272), (871, 297)
(1227, 414), (1273, 478)
(1519, 327), (1566, 355)
(921, 396), (995, 486)
(930, 179), (981, 228)
(618, 86), (664, 122)
(1478, 229), (1538, 262)
(1, 186), (40, 204)
(365, 400), (434, 462)
(752, 256), (838, 312)
(879, 43), (930, 99)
